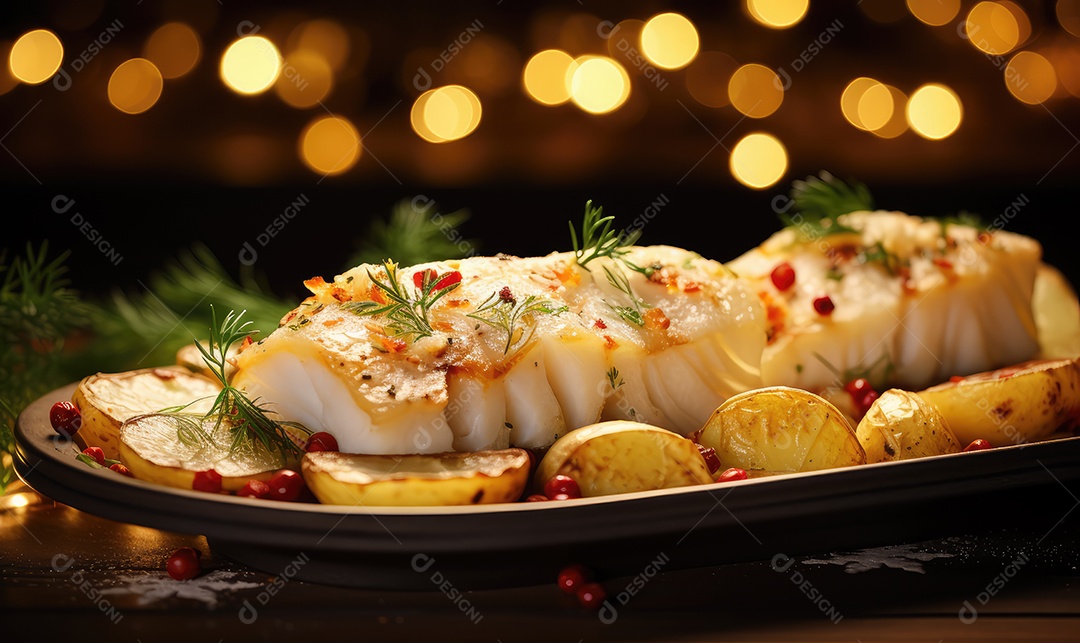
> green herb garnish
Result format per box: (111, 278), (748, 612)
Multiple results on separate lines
(570, 200), (641, 270)
(603, 265), (651, 327)
(344, 261), (462, 341)
(606, 366), (624, 390)
(468, 286), (566, 354)
(789, 171), (875, 221)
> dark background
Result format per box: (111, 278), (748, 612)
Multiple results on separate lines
(2, 0), (1079, 302)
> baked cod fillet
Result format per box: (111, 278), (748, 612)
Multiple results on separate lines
(726, 210), (1042, 392)
(231, 247), (766, 454)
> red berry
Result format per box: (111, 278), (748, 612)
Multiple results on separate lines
(166, 547), (201, 581)
(412, 269), (436, 288)
(813, 295), (835, 316)
(192, 469), (223, 493)
(304, 431), (339, 452)
(576, 582), (606, 610)
(525, 494), (549, 502)
(268, 469), (305, 502)
(433, 270), (463, 291)
(50, 401), (82, 438)
(964, 439), (993, 452)
(544, 475), (581, 500)
(718, 467), (748, 482)
(237, 479), (271, 499)
(558, 563), (591, 594)
(845, 378), (880, 415)
(770, 262), (796, 291)
(109, 463), (134, 477)
(81, 446), (106, 466)
(695, 444), (721, 474)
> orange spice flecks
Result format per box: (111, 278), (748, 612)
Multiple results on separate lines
(603, 335), (619, 350)
(552, 263), (581, 287)
(760, 290), (786, 344)
(445, 299), (469, 308)
(433, 320), (454, 332)
(378, 335), (408, 353)
(331, 287), (352, 302)
(681, 280), (702, 293)
(322, 318), (342, 328)
(369, 284), (388, 305)
(643, 307), (671, 330)
(304, 276), (328, 294)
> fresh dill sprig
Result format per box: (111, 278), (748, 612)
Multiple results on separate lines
(347, 198), (477, 269)
(570, 200), (641, 270)
(606, 366), (624, 390)
(166, 307), (310, 461)
(812, 351), (895, 392)
(789, 171), (874, 221)
(467, 287), (567, 354)
(603, 265), (651, 327)
(344, 261), (462, 341)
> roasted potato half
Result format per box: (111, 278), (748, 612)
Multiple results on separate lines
(534, 421), (713, 497)
(302, 450), (531, 506)
(693, 386), (865, 473)
(916, 359), (1080, 447)
(1032, 263), (1080, 360)
(73, 367), (220, 459)
(856, 389), (961, 463)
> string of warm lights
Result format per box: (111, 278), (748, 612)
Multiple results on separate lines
(3, 1), (1079, 189)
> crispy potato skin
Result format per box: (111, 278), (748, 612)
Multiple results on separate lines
(535, 421), (713, 497)
(692, 386), (865, 473)
(916, 359), (1080, 446)
(857, 389), (961, 463)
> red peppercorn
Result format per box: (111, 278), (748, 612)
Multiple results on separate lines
(695, 444), (721, 474)
(558, 564), (591, 595)
(166, 547), (201, 581)
(192, 469), (223, 493)
(525, 494), (549, 502)
(81, 446), (106, 466)
(594, 318), (607, 329)
(109, 463), (134, 477)
(304, 432), (339, 452)
(963, 439), (993, 452)
(576, 582), (607, 610)
(499, 286), (515, 302)
(770, 262), (796, 291)
(237, 479), (271, 498)
(813, 295), (835, 316)
(268, 469), (305, 502)
(844, 378), (880, 415)
(412, 269), (437, 288)
(50, 401), (82, 438)
(544, 475), (581, 500)
(718, 467), (748, 482)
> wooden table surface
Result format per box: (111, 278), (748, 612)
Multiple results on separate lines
(2, 478), (1078, 643)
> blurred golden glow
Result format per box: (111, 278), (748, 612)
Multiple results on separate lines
(569, 56), (631, 114)
(906, 0), (960, 26)
(606, 20), (645, 60)
(456, 36), (519, 95)
(143, 22), (200, 79)
(0, 42), (18, 96)
(728, 63), (784, 118)
(841, 77), (880, 130)
(412, 85), (482, 143)
(107, 58), (163, 114)
(221, 36), (281, 95)
(686, 51), (739, 108)
(857, 82), (894, 131)
(906, 84), (962, 140)
(730, 133), (788, 189)
(998, 2), (1031, 46)
(640, 13), (699, 70)
(964, 2), (1020, 55)
(1059, 0), (1080, 38)
(275, 50), (333, 108)
(1005, 51), (1057, 104)
(290, 20), (350, 72)
(9, 29), (63, 85)
(1048, 44), (1080, 98)
(860, 0), (909, 24)
(523, 49), (576, 106)
(872, 85), (910, 138)
(745, 0), (810, 29)
(300, 115), (361, 175)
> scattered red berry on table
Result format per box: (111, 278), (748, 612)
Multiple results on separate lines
(525, 494), (548, 502)
(813, 295), (835, 316)
(81, 446), (106, 466)
(544, 475), (581, 500)
(558, 564), (592, 595)
(166, 547), (201, 581)
(576, 582), (607, 610)
(695, 444), (721, 474)
(237, 479), (271, 499)
(964, 439), (993, 452)
(304, 432), (339, 452)
(844, 377), (880, 415)
(192, 469), (223, 493)
(718, 467), (748, 482)
(268, 469), (305, 502)
(109, 463), (134, 477)
(49, 401), (81, 438)
(770, 262), (796, 291)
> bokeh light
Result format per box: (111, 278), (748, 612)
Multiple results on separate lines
(1059, 0), (1080, 38)
(872, 85), (910, 138)
(906, 0), (960, 26)
(569, 56), (631, 114)
(730, 132), (788, 189)
(143, 22), (200, 79)
(640, 13), (699, 70)
(288, 20), (351, 72)
(746, 0), (810, 29)
(998, 2), (1031, 46)
(523, 49), (576, 106)
(221, 36), (281, 95)
(857, 82), (895, 132)
(686, 51), (739, 108)
(275, 50), (333, 108)
(605, 20), (645, 60)
(1005, 51), (1057, 105)
(906, 83), (962, 140)
(964, 2), (1020, 56)
(107, 58), (163, 114)
(0, 42), (19, 96)
(299, 115), (361, 175)
(728, 63), (784, 118)
(9, 29), (64, 85)
(412, 85), (482, 142)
